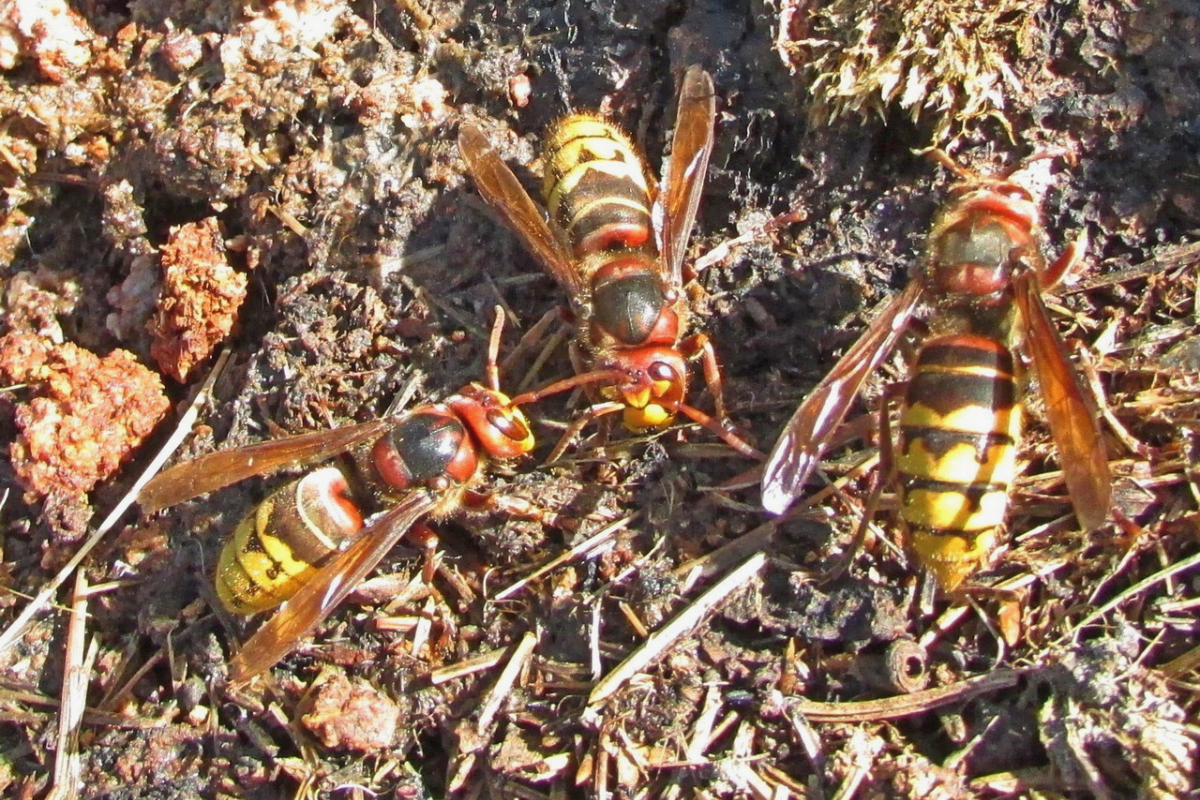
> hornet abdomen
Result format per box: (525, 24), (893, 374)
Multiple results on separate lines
(543, 115), (654, 257)
(897, 333), (1021, 591)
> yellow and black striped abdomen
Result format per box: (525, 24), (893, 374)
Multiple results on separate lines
(896, 333), (1021, 590)
(216, 466), (363, 614)
(543, 115), (654, 257)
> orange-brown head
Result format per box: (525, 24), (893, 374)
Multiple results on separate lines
(599, 346), (689, 432)
(448, 383), (536, 460)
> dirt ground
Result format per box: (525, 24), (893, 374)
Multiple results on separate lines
(0, 0), (1197, 798)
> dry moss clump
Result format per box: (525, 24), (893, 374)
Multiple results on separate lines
(778, 0), (1038, 145)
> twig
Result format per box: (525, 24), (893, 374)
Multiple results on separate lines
(98, 651), (165, 714)
(501, 307), (560, 374)
(1071, 549), (1200, 636)
(685, 685), (723, 762)
(97, 600), (208, 712)
(495, 515), (633, 601)
(49, 570), (97, 800)
(692, 208), (806, 275)
(476, 629), (538, 733)
(1085, 512), (1150, 608)
(617, 601), (650, 639)
(1063, 240), (1200, 294)
(415, 285), (487, 341)
(409, 597), (436, 657)
(828, 728), (882, 800)
(1075, 344), (1147, 456)
(590, 594), (603, 680)
(484, 274), (521, 329)
(786, 706), (826, 776)
(718, 760), (781, 800)
(919, 566), (1058, 650)
(787, 669), (1021, 722)
(0, 679), (198, 730)
(516, 324), (571, 394)
(595, 730), (612, 800)
(674, 520), (774, 591)
(588, 553), (765, 706)
(375, 244), (447, 281)
(428, 648), (510, 685)
(1161, 641), (1200, 679)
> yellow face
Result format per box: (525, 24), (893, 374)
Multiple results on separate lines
(621, 402), (676, 433)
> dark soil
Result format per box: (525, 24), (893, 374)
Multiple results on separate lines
(0, 1), (1196, 797)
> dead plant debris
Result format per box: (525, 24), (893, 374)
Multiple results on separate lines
(777, 0), (1040, 145)
(147, 216), (247, 383)
(0, 332), (168, 538)
(0, 0), (1195, 798)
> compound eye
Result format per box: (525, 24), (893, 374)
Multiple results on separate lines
(649, 362), (677, 384)
(486, 409), (530, 442)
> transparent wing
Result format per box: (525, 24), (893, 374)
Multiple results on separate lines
(228, 490), (439, 682)
(655, 66), (715, 287)
(761, 280), (925, 514)
(139, 418), (396, 513)
(1014, 271), (1111, 530)
(458, 124), (585, 298)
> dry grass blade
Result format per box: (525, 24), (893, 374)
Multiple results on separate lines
(428, 648), (509, 686)
(789, 669), (1022, 723)
(588, 552), (766, 706)
(495, 515), (634, 601)
(1161, 643), (1200, 679)
(48, 570), (98, 800)
(1071, 549), (1200, 636)
(476, 629), (538, 733)
(1066, 240), (1200, 294)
